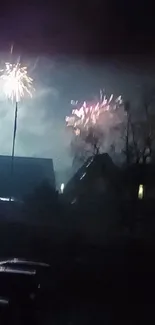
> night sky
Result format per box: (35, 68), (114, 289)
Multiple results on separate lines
(0, 1), (155, 184)
(1, 1), (154, 58)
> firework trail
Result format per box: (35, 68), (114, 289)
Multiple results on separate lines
(0, 60), (34, 200)
(10, 43), (14, 55)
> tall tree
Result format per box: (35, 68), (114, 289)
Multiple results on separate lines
(121, 89), (155, 165)
(71, 127), (104, 168)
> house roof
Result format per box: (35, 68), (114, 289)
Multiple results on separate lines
(64, 154), (119, 201)
(0, 155), (55, 199)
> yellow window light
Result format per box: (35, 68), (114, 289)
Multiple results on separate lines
(138, 184), (144, 199)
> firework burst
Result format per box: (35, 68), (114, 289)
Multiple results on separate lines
(1, 62), (33, 102)
(66, 91), (123, 135)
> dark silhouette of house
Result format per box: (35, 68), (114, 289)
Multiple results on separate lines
(120, 163), (155, 234)
(64, 153), (120, 204)
(0, 155), (55, 200)
(122, 163), (155, 200)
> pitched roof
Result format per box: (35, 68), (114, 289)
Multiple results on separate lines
(0, 155), (55, 199)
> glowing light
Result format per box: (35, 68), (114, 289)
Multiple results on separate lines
(1, 62), (33, 102)
(71, 198), (77, 204)
(75, 128), (81, 136)
(60, 183), (65, 193)
(86, 158), (93, 168)
(138, 184), (144, 199)
(66, 91), (123, 135)
(80, 172), (86, 180)
(0, 197), (14, 202)
(0, 267), (36, 275)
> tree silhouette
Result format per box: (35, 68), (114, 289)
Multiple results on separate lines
(121, 95), (155, 165)
(71, 127), (104, 168)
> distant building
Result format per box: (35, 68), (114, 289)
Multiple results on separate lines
(0, 155), (55, 200)
(122, 163), (155, 200)
(120, 163), (155, 233)
(63, 153), (120, 204)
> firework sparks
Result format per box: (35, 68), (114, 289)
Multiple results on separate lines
(1, 62), (33, 102)
(66, 92), (123, 135)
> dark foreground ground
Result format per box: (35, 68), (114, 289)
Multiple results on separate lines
(0, 221), (155, 324)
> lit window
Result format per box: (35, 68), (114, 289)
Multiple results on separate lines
(86, 162), (91, 168)
(86, 158), (93, 168)
(60, 183), (65, 194)
(80, 172), (86, 180)
(138, 184), (144, 199)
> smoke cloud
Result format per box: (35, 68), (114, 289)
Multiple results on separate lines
(0, 55), (154, 184)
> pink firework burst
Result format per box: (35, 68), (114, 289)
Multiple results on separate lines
(66, 91), (123, 135)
